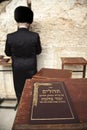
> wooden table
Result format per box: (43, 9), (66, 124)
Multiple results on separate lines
(33, 68), (72, 79)
(61, 57), (87, 78)
(12, 78), (87, 130)
(0, 56), (17, 109)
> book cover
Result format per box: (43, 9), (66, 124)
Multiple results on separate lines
(29, 82), (79, 124)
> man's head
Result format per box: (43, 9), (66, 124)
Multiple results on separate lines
(14, 6), (33, 24)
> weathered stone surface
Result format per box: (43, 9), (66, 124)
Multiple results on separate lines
(0, 0), (87, 97)
(31, 0), (87, 70)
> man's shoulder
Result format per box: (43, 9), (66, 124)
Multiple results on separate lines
(29, 31), (40, 39)
(7, 31), (17, 37)
(29, 31), (39, 35)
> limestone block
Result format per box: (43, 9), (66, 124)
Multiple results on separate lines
(0, 0), (87, 76)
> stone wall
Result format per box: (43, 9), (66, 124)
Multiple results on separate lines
(0, 0), (87, 97)
(31, 0), (87, 69)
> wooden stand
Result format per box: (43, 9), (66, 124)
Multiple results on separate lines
(61, 57), (87, 78)
(12, 78), (87, 130)
(0, 56), (17, 110)
(33, 68), (72, 79)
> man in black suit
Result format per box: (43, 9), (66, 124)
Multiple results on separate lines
(5, 6), (42, 105)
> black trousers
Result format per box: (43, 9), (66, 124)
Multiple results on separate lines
(13, 69), (37, 102)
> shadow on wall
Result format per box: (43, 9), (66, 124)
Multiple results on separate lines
(30, 21), (41, 34)
(0, 0), (12, 14)
(0, 0), (10, 3)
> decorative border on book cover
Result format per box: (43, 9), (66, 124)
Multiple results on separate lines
(29, 82), (79, 124)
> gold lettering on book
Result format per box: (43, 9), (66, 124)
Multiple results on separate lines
(33, 82), (52, 106)
(42, 89), (61, 94)
(33, 82), (66, 106)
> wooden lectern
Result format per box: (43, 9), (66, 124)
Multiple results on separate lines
(12, 77), (87, 130)
(33, 68), (72, 79)
(12, 68), (87, 130)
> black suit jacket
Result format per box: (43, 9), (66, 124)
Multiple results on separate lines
(5, 28), (42, 71)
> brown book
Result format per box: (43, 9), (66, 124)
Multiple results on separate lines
(29, 81), (79, 124)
